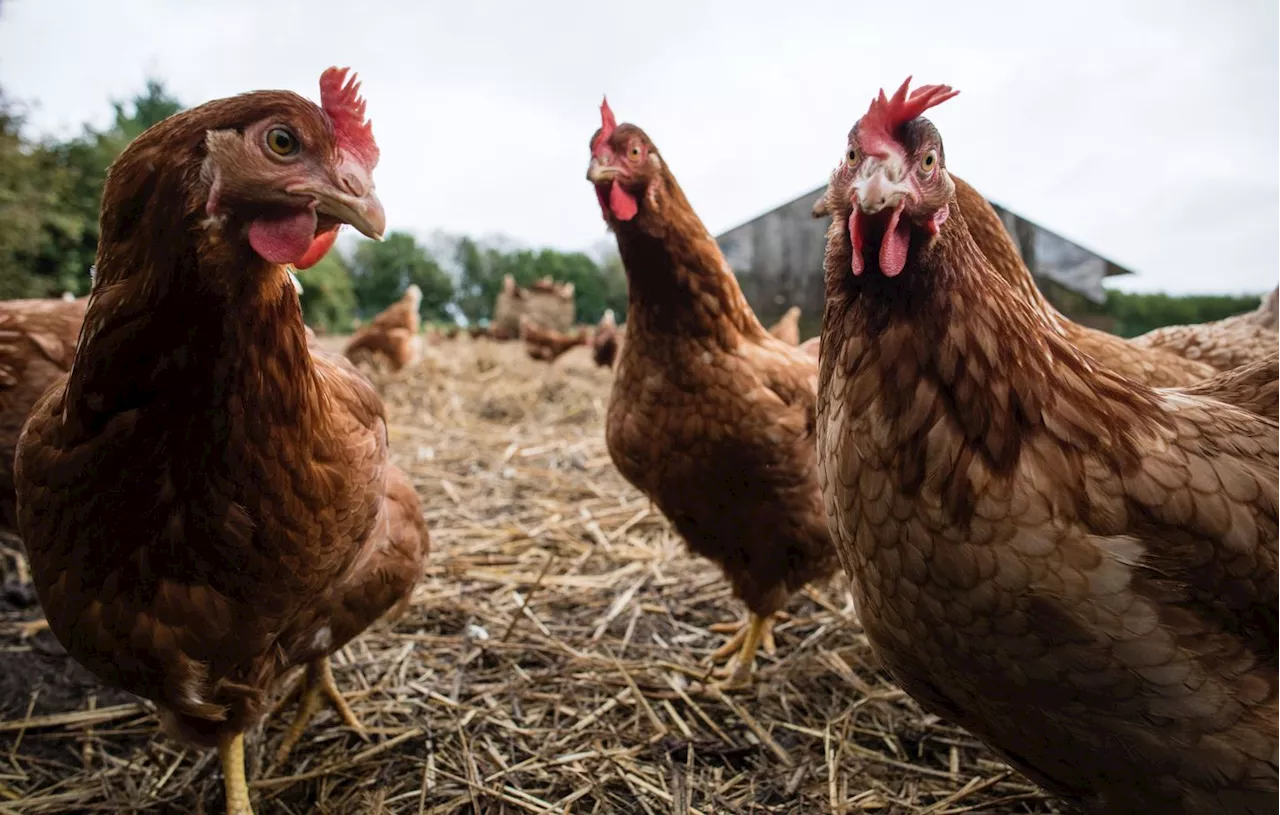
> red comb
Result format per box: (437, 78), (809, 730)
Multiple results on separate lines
(320, 67), (379, 171)
(857, 76), (959, 156)
(592, 96), (616, 154)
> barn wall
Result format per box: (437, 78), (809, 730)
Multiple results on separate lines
(716, 188), (829, 341)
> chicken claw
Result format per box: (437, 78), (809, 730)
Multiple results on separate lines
(708, 612), (781, 686)
(17, 618), (49, 639)
(218, 731), (255, 815)
(272, 658), (369, 766)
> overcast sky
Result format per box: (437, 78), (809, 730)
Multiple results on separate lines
(1, 0), (1275, 295)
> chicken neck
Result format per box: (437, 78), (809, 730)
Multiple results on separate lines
(612, 177), (767, 347)
(65, 168), (320, 446)
(950, 176), (1067, 335)
(821, 200), (1158, 487)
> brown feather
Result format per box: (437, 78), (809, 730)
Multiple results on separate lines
(768, 306), (802, 346)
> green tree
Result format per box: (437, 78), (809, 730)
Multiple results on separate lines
(297, 252), (357, 333)
(1102, 290), (1264, 337)
(41, 79), (184, 295)
(0, 92), (86, 298)
(349, 231), (454, 320)
(452, 235), (492, 322)
(451, 237), (627, 324)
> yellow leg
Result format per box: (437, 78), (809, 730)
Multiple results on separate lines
(218, 731), (255, 815)
(709, 612), (777, 687)
(17, 618), (49, 640)
(272, 658), (368, 767)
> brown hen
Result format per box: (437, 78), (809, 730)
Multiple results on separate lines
(344, 283), (423, 370)
(592, 308), (622, 368)
(588, 99), (837, 685)
(15, 69), (429, 815)
(520, 315), (589, 363)
(816, 79), (1277, 814)
(1129, 286), (1278, 373)
(0, 296), (86, 532)
(767, 306), (802, 346)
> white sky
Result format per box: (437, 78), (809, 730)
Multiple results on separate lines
(1, 0), (1276, 295)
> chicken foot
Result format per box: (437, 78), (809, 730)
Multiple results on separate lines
(218, 731), (255, 815)
(708, 611), (784, 686)
(17, 618), (48, 639)
(271, 658), (368, 767)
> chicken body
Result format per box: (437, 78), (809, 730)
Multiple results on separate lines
(520, 316), (589, 362)
(590, 104), (836, 683)
(1129, 286), (1278, 373)
(949, 177), (1230, 387)
(15, 74), (428, 814)
(817, 82), (1277, 814)
(0, 296), (86, 530)
(344, 284), (423, 370)
(592, 308), (621, 368)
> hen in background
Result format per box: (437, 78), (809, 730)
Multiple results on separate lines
(592, 308), (622, 368)
(0, 296), (87, 533)
(589, 98), (837, 685)
(16, 69), (429, 815)
(344, 283), (423, 370)
(520, 315), (589, 363)
(1130, 286), (1278, 373)
(817, 78), (1277, 814)
(768, 306), (802, 346)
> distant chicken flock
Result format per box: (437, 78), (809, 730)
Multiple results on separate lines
(0, 69), (1274, 815)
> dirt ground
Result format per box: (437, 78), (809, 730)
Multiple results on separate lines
(0, 336), (1062, 814)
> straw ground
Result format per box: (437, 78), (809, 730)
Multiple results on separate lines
(0, 337), (1062, 814)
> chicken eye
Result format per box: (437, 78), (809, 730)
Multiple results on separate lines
(629, 145), (642, 158)
(266, 127), (300, 157)
(920, 151), (937, 173)
(846, 148), (858, 166)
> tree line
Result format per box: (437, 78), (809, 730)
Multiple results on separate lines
(0, 78), (1263, 334)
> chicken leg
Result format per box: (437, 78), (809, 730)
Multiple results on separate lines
(17, 618), (49, 639)
(272, 658), (368, 766)
(218, 731), (255, 815)
(708, 612), (780, 686)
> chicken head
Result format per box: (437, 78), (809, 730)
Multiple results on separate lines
(200, 67), (386, 270)
(586, 97), (663, 223)
(833, 77), (959, 278)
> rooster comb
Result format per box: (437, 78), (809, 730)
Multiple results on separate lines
(857, 77), (959, 155)
(320, 67), (379, 171)
(592, 96), (617, 154)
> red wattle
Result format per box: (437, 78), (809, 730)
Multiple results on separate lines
(295, 228), (339, 270)
(248, 208), (318, 265)
(879, 201), (911, 278)
(848, 210), (864, 276)
(609, 180), (638, 221)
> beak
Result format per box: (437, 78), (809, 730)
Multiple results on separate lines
(587, 157), (620, 184)
(288, 159), (387, 242)
(852, 160), (914, 215)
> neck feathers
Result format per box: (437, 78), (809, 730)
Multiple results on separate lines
(614, 171), (766, 343)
